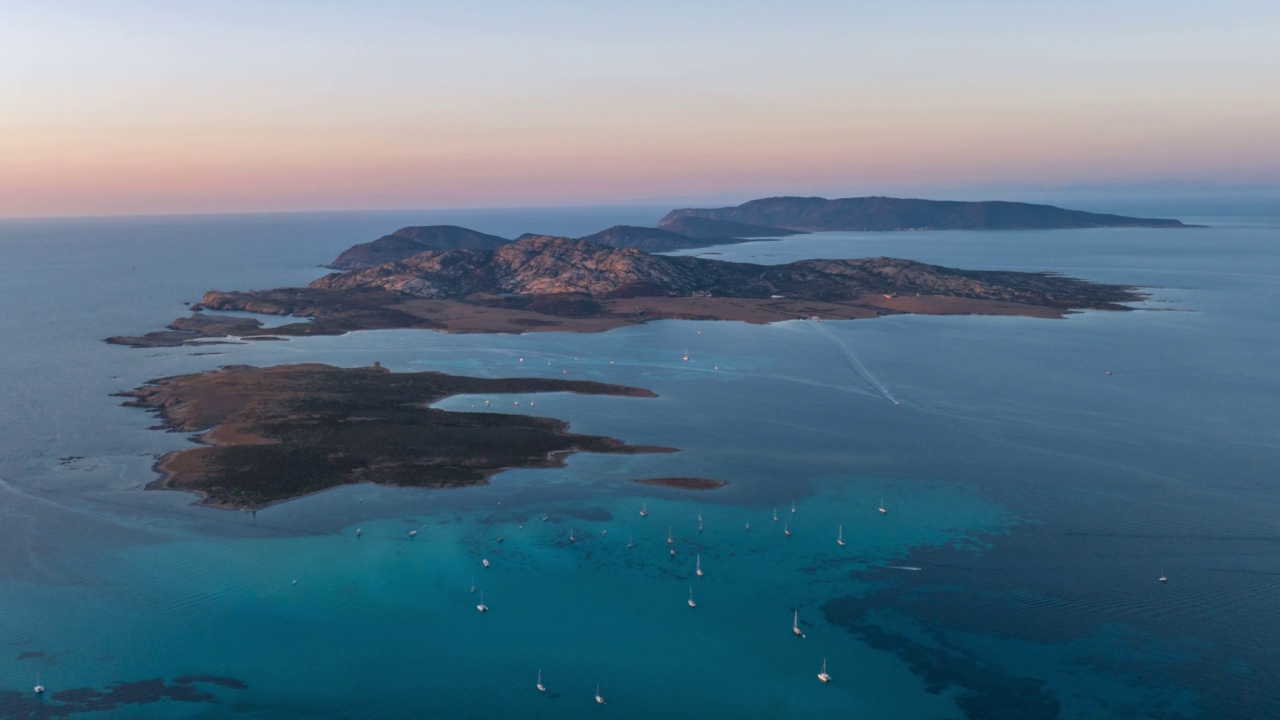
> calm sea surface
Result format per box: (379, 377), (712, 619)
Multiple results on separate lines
(0, 208), (1276, 719)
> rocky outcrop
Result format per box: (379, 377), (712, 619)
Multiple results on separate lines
(660, 196), (1192, 232)
(328, 225), (510, 269)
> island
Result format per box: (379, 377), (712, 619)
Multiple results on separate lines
(107, 235), (1144, 348)
(120, 363), (671, 509)
(659, 195), (1193, 232)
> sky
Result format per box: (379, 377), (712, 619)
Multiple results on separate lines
(2, 0), (1278, 218)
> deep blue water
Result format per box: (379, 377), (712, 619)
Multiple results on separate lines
(0, 209), (1276, 719)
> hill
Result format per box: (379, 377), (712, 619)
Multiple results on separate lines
(329, 225), (510, 269)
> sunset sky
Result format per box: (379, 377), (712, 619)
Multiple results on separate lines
(2, 0), (1278, 218)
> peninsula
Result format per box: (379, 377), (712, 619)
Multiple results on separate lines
(108, 235), (1144, 348)
(121, 363), (670, 509)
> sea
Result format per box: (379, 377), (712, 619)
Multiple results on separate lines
(0, 205), (1276, 719)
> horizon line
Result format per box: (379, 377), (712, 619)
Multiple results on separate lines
(3, 185), (1276, 223)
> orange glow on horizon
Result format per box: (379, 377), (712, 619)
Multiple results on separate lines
(3, 114), (1276, 218)
(3, 4), (1277, 217)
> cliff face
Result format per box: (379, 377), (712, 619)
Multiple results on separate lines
(308, 235), (1140, 309)
(328, 225), (511, 269)
(659, 196), (1190, 232)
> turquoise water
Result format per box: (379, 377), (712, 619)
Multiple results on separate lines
(1, 210), (1277, 718)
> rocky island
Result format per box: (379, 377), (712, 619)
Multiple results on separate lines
(108, 235), (1144, 348)
(121, 363), (670, 509)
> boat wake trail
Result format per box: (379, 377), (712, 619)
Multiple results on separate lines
(813, 323), (900, 405)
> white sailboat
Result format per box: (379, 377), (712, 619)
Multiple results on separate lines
(837, 525), (845, 547)
(879, 497), (887, 514)
(476, 590), (488, 613)
(482, 558), (490, 569)
(784, 521), (791, 537)
(817, 657), (831, 683)
(773, 507), (779, 522)
(791, 500), (796, 515)
(695, 554), (703, 577)
(595, 682), (606, 704)
(793, 610), (804, 637)
(470, 578), (475, 593)
(34, 673), (44, 695)
(667, 527), (674, 544)
(1159, 572), (1168, 583)
(688, 585), (697, 608)
(569, 528), (575, 543)
(627, 536), (634, 549)
(682, 349), (689, 362)
(407, 529), (418, 538)
(536, 668), (545, 693)
(640, 501), (649, 518)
